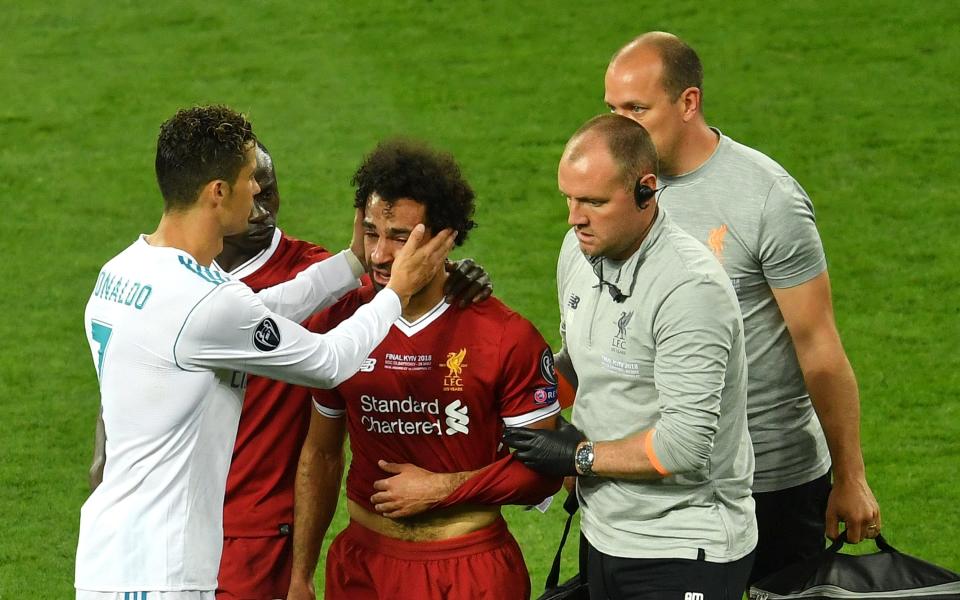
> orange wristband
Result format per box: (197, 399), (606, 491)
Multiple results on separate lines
(644, 429), (671, 476)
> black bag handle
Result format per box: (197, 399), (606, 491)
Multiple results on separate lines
(827, 530), (898, 554)
(545, 493), (580, 589)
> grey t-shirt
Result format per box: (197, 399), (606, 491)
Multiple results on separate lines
(557, 211), (756, 561)
(659, 130), (831, 492)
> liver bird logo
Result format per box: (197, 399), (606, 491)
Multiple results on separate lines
(445, 348), (467, 377)
(707, 224), (728, 262)
(616, 311), (633, 339)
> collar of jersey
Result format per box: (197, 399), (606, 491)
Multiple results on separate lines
(217, 228), (283, 278)
(395, 298), (452, 337)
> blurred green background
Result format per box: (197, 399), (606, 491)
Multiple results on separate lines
(1, 0), (958, 596)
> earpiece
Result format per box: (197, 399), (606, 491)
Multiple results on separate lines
(634, 181), (656, 209)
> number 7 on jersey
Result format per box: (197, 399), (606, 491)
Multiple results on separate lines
(90, 320), (113, 380)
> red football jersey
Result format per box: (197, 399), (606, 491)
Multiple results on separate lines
(221, 230), (333, 537)
(308, 286), (561, 512)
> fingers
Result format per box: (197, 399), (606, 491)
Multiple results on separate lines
(825, 511), (841, 542)
(399, 224), (427, 254)
(502, 427), (535, 448)
(861, 512), (882, 540)
(372, 500), (400, 515)
(370, 490), (392, 504)
(442, 259), (493, 307)
(826, 482), (882, 543)
(846, 522), (864, 544)
(442, 263), (474, 301)
(377, 459), (403, 474)
(445, 257), (475, 274)
(459, 281), (485, 309)
(471, 279), (493, 305)
(371, 497), (413, 518)
(420, 228), (456, 263)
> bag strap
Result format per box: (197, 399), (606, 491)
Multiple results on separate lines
(827, 530), (898, 554)
(545, 492), (580, 589)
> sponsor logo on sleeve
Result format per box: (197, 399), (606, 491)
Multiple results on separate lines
(253, 317), (281, 351)
(533, 386), (558, 406)
(539, 348), (558, 385)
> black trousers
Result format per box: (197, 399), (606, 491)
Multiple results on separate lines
(585, 538), (755, 600)
(749, 471), (832, 585)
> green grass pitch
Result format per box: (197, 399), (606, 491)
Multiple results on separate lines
(1, 1), (958, 596)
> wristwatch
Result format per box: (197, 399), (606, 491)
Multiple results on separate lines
(574, 441), (595, 476)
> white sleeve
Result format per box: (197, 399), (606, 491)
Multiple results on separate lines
(254, 250), (364, 323)
(175, 280), (399, 389)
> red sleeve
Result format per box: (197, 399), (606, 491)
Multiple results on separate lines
(557, 371), (576, 409)
(311, 388), (345, 418)
(434, 453), (562, 508)
(497, 314), (561, 426)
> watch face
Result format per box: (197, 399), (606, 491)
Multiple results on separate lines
(576, 443), (594, 475)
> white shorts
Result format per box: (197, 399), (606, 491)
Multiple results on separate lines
(76, 592), (215, 600)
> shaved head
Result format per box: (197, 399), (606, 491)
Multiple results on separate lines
(611, 32), (703, 102)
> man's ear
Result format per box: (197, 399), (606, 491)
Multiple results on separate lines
(201, 179), (228, 208)
(639, 172), (658, 191)
(679, 86), (702, 122)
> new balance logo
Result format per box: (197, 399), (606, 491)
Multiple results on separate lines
(568, 294), (580, 309)
(444, 399), (469, 435)
(359, 358), (377, 372)
(685, 593), (704, 600)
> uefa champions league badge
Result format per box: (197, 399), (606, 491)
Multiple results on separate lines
(253, 317), (281, 351)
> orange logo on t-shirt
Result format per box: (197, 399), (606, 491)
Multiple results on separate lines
(707, 224), (728, 262)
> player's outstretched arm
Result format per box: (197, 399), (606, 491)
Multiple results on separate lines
(254, 248), (365, 324)
(289, 410), (347, 600)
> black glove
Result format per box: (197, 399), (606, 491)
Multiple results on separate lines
(443, 258), (493, 307)
(502, 415), (585, 477)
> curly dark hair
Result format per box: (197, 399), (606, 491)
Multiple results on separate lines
(155, 105), (256, 211)
(351, 139), (476, 246)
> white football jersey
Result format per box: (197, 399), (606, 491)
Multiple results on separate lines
(76, 237), (399, 592)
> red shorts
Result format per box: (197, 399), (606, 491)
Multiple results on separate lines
(325, 518), (531, 600)
(216, 535), (292, 600)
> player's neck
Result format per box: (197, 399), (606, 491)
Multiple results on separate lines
(216, 243), (259, 272)
(146, 211), (223, 267)
(402, 271), (448, 321)
(665, 119), (718, 177)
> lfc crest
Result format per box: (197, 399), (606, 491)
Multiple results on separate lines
(442, 348), (467, 391)
(611, 311), (633, 354)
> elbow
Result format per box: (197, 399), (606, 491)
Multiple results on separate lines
(653, 425), (715, 474)
(88, 461), (104, 493)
